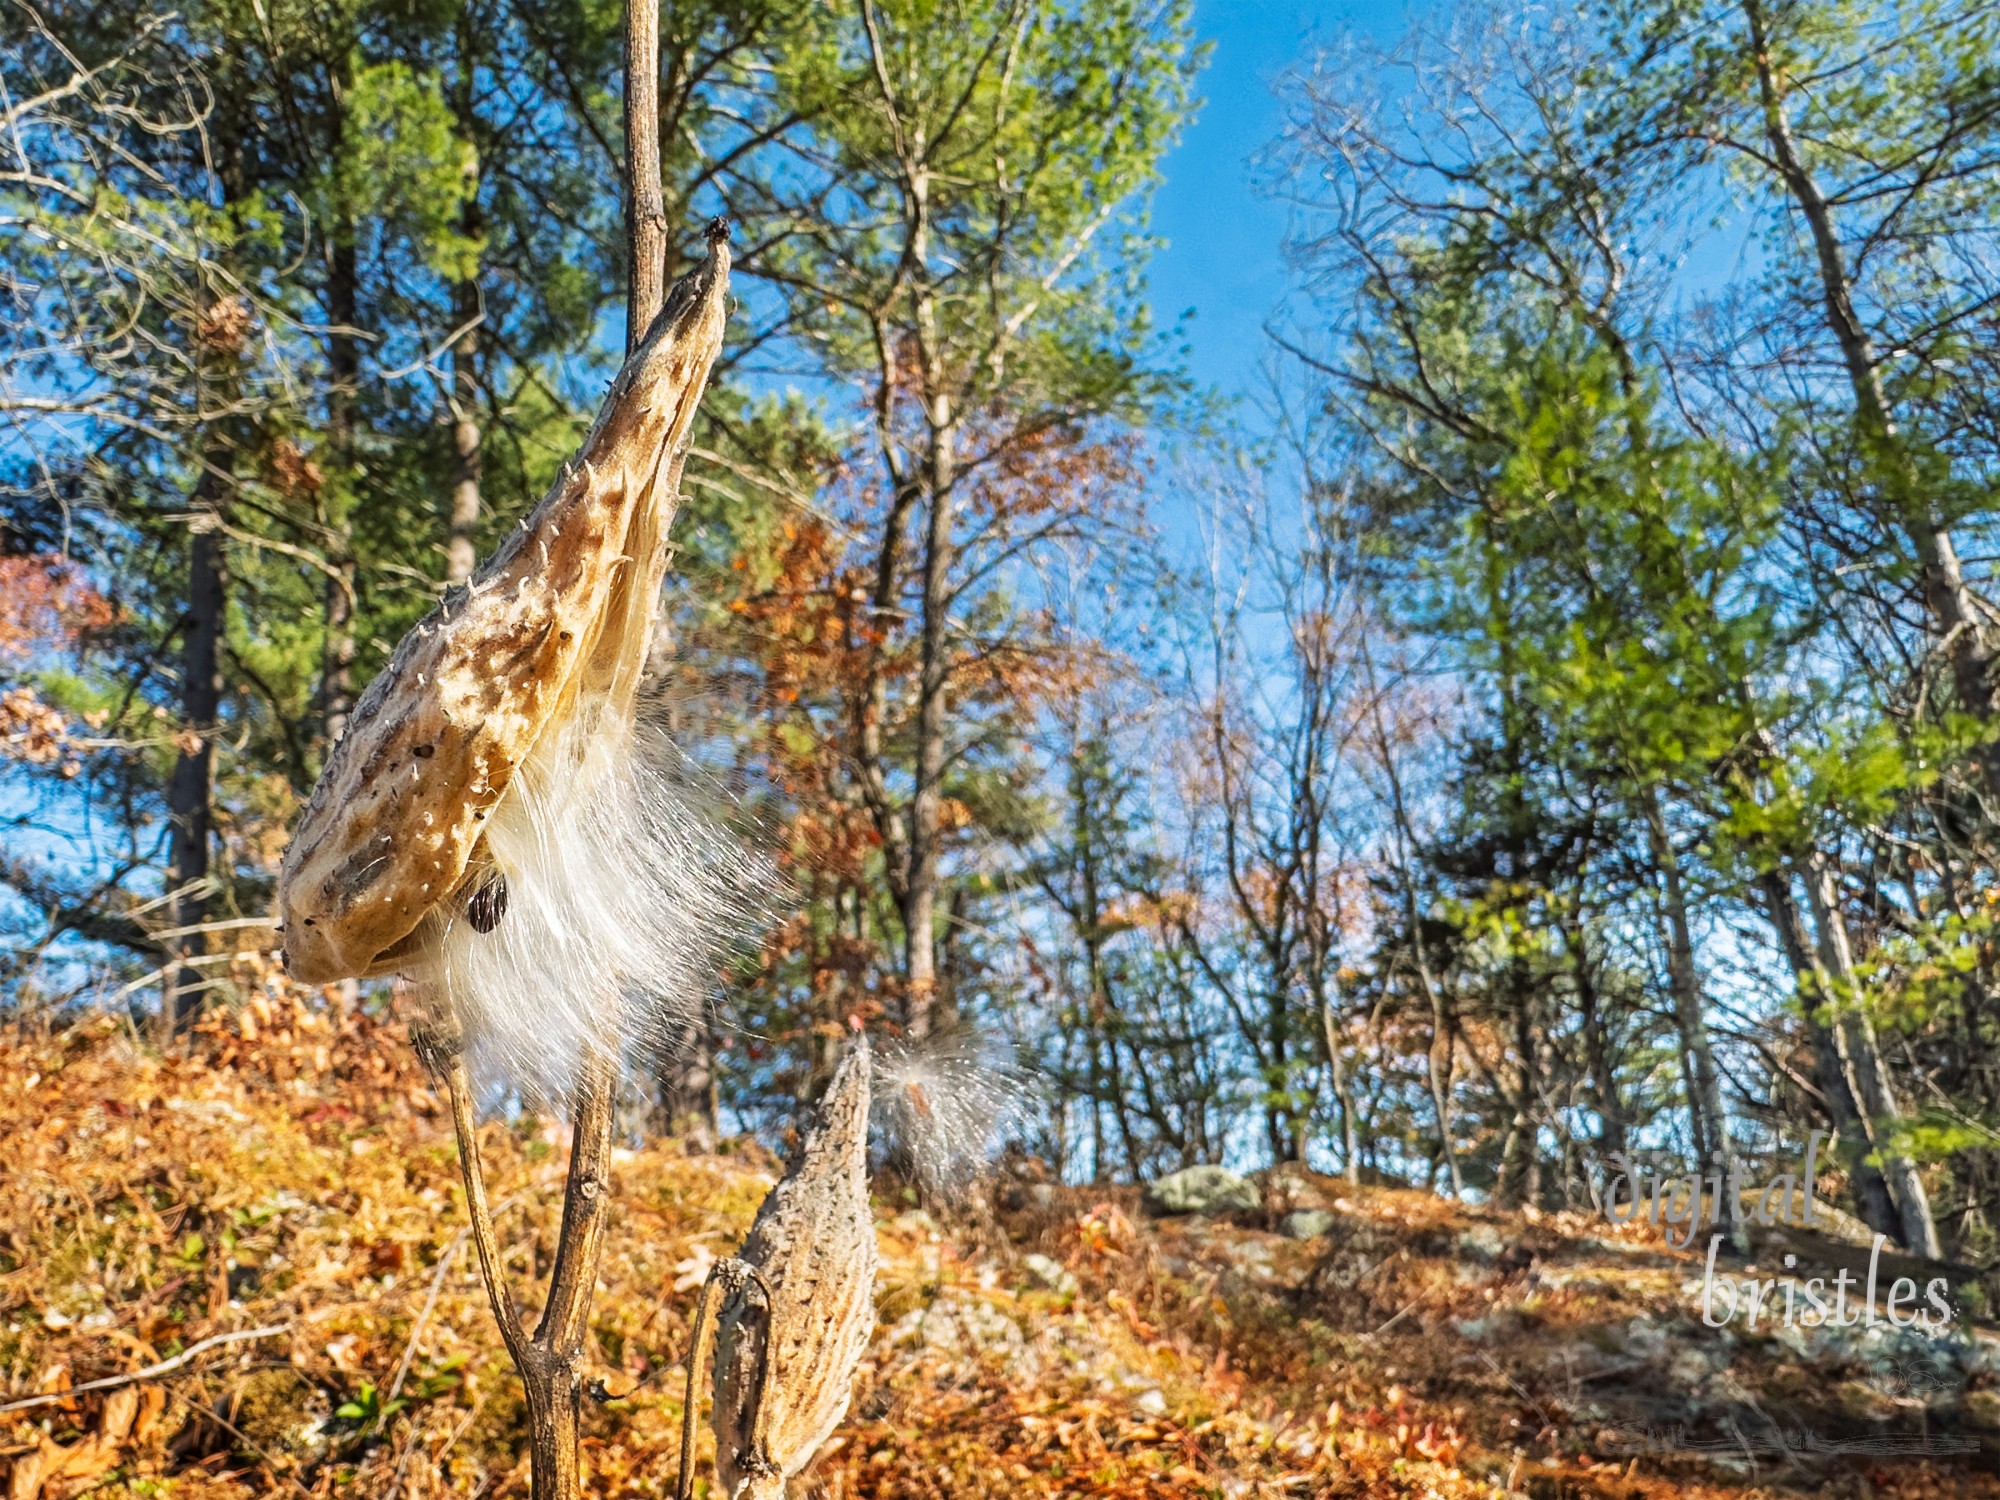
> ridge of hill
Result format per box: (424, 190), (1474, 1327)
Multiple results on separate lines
(2, 1000), (1996, 1499)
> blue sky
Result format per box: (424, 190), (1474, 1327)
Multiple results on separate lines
(1148, 2), (1415, 403)
(1146, 2), (1763, 424)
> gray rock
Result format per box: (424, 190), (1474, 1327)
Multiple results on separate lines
(1022, 1252), (1079, 1297)
(1623, 1315), (1670, 1362)
(1143, 1165), (1260, 1216)
(1453, 1222), (1507, 1263)
(894, 1291), (1028, 1364)
(1668, 1347), (1716, 1389)
(1280, 1208), (1337, 1240)
(1252, 1161), (1319, 1212)
(1223, 1237), (1278, 1279)
(1965, 1388), (2000, 1428)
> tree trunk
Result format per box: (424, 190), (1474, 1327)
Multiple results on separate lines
(1742, 0), (1994, 728)
(1804, 859), (1943, 1257)
(1755, 869), (1902, 1239)
(448, 271), (483, 584)
(318, 36), (363, 748)
(903, 284), (954, 1039)
(321, 233), (359, 747)
(1268, 984), (1301, 1165)
(658, 1018), (717, 1151)
(622, 0), (666, 347)
(1565, 922), (1627, 1158)
(1086, 1017), (1108, 1180)
(161, 79), (246, 1040)
(1642, 787), (1731, 1195)
(1071, 754), (1141, 1179)
(1320, 994), (1360, 1184)
(163, 460), (229, 1037)
(448, 14), (485, 586)
(1377, 714), (1463, 1198)
(1497, 994), (1541, 1208)
(1424, 992), (1462, 1197)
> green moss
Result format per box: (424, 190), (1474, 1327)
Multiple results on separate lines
(461, 1363), (526, 1470)
(229, 1367), (331, 1463)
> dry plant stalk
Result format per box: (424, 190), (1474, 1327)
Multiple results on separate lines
(439, 1034), (615, 1500)
(258, 10), (735, 1497)
(679, 1040), (878, 1500)
(277, 220), (729, 1500)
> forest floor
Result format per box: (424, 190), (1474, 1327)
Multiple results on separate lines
(3, 996), (1997, 1500)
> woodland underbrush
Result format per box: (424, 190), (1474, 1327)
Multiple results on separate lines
(2, 993), (1996, 1499)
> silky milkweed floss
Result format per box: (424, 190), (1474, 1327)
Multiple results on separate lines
(278, 224), (756, 1102)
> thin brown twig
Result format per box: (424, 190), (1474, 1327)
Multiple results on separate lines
(675, 1264), (727, 1500)
(445, 1056), (529, 1366)
(161, 1386), (315, 1499)
(674, 1260), (773, 1500)
(535, 1047), (617, 1357)
(1363, 1302), (1416, 1340)
(387, 1225), (471, 1409)
(0, 1326), (290, 1414)
(623, 0), (665, 345)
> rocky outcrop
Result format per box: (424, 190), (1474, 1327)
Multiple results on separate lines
(1143, 1165), (1260, 1216)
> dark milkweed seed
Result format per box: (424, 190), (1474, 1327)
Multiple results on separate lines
(466, 872), (509, 934)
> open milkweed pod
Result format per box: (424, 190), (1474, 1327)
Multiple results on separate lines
(712, 1039), (877, 1500)
(278, 223), (745, 1097)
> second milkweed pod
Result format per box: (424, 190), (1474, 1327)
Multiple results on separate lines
(277, 222), (732, 990)
(710, 1039), (876, 1500)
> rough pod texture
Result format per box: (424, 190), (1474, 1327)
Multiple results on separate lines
(277, 225), (731, 989)
(713, 1039), (877, 1500)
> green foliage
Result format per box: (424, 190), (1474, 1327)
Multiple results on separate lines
(1281, 0), (2000, 1238)
(766, 0), (1201, 404)
(335, 1379), (403, 1428)
(332, 61), (484, 280)
(20, 0), (2000, 1277)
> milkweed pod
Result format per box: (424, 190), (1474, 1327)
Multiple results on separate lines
(713, 1038), (876, 1499)
(277, 223), (732, 987)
